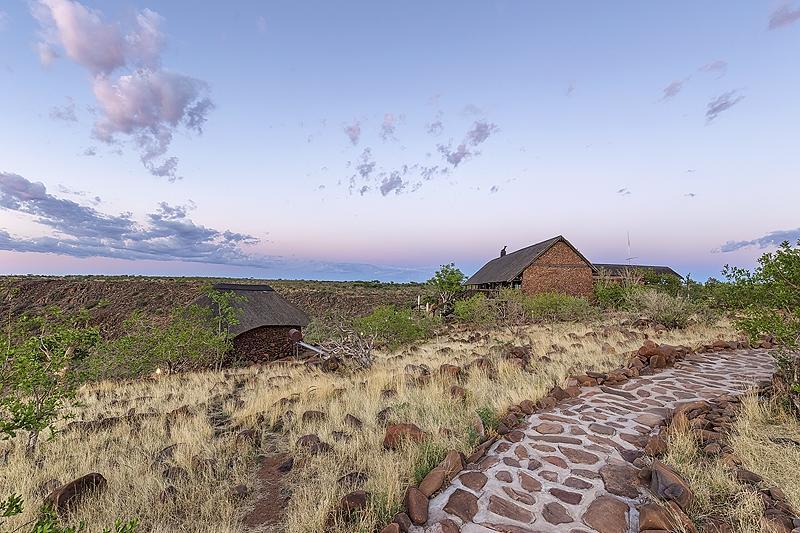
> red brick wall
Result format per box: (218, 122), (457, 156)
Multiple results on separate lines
(521, 242), (593, 298)
(232, 326), (298, 363)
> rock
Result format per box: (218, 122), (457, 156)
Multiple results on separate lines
(582, 495), (629, 533)
(377, 407), (394, 426)
(419, 450), (463, 496)
(383, 423), (427, 450)
(405, 486), (428, 525)
(638, 502), (675, 530)
(158, 485), (178, 504)
(430, 519), (460, 533)
(549, 487), (582, 505)
(645, 435), (667, 456)
(559, 446), (599, 464)
(460, 471), (488, 491)
(650, 460), (693, 510)
(340, 490), (369, 515)
(550, 386), (570, 401)
(535, 422), (564, 434)
(236, 429), (259, 445)
(600, 463), (640, 499)
(231, 484), (250, 499)
(443, 488), (478, 522)
(439, 364), (462, 379)
(380, 523), (400, 533)
(487, 494), (533, 523)
(519, 471), (542, 492)
(344, 414), (363, 429)
(392, 512), (413, 531)
(296, 434), (331, 454)
(44, 473), (107, 515)
(450, 385), (467, 400)
(649, 354), (667, 369)
(542, 502), (573, 525)
(735, 468), (763, 485)
(301, 410), (326, 423)
(518, 399), (536, 414)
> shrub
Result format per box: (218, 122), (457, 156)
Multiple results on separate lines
(353, 305), (437, 350)
(523, 292), (598, 323)
(453, 294), (496, 325)
(79, 305), (229, 380)
(625, 289), (693, 329)
(593, 279), (632, 310)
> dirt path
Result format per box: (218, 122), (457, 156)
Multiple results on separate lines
(419, 349), (775, 532)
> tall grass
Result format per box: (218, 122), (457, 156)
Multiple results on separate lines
(1, 320), (735, 532)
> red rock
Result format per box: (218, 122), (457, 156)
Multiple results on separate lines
(419, 450), (463, 496)
(518, 399), (536, 414)
(535, 422), (564, 434)
(487, 495), (533, 523)
(600, 463), (640, 499)
(301, 410), (326, 423)
(519, 471), (542, 492)
(380, 523), (400, 533)
(340, 490), (369, 514)
(559, 446), (599, 464)
(44, 473), (107, 515)
(582, 495), (629, 533)
(549, 487), (582, 505)
(449, 385), (467, 399)
(405, 486), (428, 525)
(645, 435), (667, 456)
(443, 489), (478, 522)
(460, 471), (488, 491)
(543, 502), (573, 525)
(383, 423), (427, 450)
(650, 460), (693, 510)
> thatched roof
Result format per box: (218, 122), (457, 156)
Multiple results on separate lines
(466, 236), (596, 286)
(196, 283), (310, 335)
(593, 264), (682, 279)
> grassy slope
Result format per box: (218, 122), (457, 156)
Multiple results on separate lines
(0, 319), (735, 532)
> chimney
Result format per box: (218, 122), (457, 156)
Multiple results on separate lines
(500, 246), (507, 257)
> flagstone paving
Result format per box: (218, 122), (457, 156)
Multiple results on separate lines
(417, 349), (775, 532)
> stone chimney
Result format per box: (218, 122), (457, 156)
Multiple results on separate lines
(500, 246), (507, 257)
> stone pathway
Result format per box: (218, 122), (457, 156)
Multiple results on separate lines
(419, 349), (775, 532)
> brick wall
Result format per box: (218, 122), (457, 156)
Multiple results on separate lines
(521, 241), (594, 298)
(232, 326), (298, 363)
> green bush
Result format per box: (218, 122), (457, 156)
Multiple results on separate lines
(79, 305), (230, 380)
(624, 289), (693, 329)
(593, 279), (632, 310)
(453, 294), (496, 325)
(522, 292), (598, 323)
(353, 305), (437, 350)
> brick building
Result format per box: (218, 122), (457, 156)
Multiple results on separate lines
(199, 283), (310, 363)
(466, 236), (596, 298)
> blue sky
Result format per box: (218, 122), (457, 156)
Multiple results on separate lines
(0, 1), (798, 281)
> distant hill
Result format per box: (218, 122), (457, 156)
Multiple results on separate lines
(0, 276), (426, 337)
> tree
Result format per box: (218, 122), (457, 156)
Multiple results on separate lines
(428, 263), (466, 315)
(202, 287), (244, 369)
(1, 308), (100, 455)
(724, 240), (800, 412)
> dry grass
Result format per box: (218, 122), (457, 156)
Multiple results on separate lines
(663, 394), (800, 532)
(1, 319), (734, 532)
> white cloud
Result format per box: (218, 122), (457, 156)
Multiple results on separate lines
(33, 0), (213, 180)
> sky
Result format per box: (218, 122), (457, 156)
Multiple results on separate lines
(0, 1), (798, 282)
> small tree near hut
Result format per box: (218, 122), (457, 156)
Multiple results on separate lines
(428, 263), (466, 316)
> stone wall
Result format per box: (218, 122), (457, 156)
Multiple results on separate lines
(232, 326), (298, 363)
(521, 241), (594, 298)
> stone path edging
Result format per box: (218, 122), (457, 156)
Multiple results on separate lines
(401, 347), (775, 532)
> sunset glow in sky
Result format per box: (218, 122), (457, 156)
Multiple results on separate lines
(1, 1), (799, 281)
